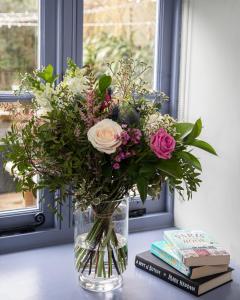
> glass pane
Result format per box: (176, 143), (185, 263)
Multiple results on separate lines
(0, 0), (38, 91)
(83, 0), (156, 87)
(0, 102), (37, 213)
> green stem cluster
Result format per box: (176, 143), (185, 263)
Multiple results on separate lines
(75, 215), (127, 278)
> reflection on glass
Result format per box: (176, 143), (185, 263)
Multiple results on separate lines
(0, 0), (38, 91)
(0, 102), (37, 212)
(83, 0), (156, 86)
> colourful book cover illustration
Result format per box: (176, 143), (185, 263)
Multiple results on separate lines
(163, 230), (230, 266)
(151, 240), (191, 277)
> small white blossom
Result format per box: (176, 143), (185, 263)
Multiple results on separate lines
(144, 112), (176, 140)
(65, 68), (88, 95)
(34, 83), (54, 113)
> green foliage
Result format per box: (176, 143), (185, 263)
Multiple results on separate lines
(189, 139), (218, 156)
(36, 65), (58, 85)
(156, 158), (183, 178)
(98, 75), (112, 93)
(0, 59), (217, 214)
(83, 32), (153, 85)
(184, 118), (202, 144)
(177, 151), (202, 171)
(137, 177), (148, 203)
(175, 122), (194, 138)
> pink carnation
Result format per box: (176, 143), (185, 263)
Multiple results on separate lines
(119, 130), (130, 145)
(113, 163), (120, 170)
(150, 128), (176, 159)
(129, 128), (142, 144)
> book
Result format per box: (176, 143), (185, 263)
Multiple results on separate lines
(151, 240), (229, 279)
(164, 230), (230, 267)
(135, 251), (233, 296)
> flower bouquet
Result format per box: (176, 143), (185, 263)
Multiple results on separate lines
(0, 58), (216, 292)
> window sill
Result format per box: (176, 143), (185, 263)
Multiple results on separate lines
(0, 211), (173, 254)
(0, 92), (32, 102)
(0, 228), (239, 300)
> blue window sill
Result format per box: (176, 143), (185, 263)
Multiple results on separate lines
(0, 228), (239, 300)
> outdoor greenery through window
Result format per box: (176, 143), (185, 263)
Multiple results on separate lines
(0, 0), (38, 213)
(0, 0), (38, 91)
(83, 0), (156, 87)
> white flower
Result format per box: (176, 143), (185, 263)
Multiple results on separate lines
(144, 112), (176, 140)
(146, 112), (164, 128)
(87, 119), (123, 154)
(34, 83), (54, 113)
(65, 69), (88, 95)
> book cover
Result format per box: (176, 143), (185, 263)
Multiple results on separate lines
(135, 251), (233, 296)
(151, 240), (191, 277)
(163, 230), (230, 266)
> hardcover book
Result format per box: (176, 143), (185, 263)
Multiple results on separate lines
(151, 241), (229, 279)
(163, 230), (230, 267)
(135, 251), (233, 296)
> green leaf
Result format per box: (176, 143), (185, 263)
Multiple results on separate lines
(37, 64), (58, 85)
(184, 118), (202, 144)
(175, 122), (194, 138)
(139, 164), (155, 178)
(190, 139), (217, 156)
(0, 144), (6, 152)
(67, 58), (77, 71)
(177, 151), (202, 171)
(156, 158), (183, 178)
(99, 75), (112, 93)
(137, 177), (148, 203)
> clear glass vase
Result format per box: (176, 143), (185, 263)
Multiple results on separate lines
(74, 198), (129, 292)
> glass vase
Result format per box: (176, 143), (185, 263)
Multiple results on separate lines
(74, 198), (129, 292)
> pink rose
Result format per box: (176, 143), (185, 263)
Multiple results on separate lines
(150, 128), (176, 159)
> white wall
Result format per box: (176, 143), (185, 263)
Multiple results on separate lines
(175, 0), (240, 265)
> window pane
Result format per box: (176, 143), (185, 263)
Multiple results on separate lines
(0, 0), (38, 91)
(0, 102), (37, 213)
(83, 0), (156, 87)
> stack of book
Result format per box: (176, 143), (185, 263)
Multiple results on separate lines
(135, 230), (233, 296)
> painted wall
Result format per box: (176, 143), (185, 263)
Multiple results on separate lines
(175, 0), (240, 264)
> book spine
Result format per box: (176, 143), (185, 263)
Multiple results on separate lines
(135, 255), (198, 296)
(164, 233), (185, 263)
(150, 246), (191, 277)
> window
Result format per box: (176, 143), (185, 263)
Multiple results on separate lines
(0, 0), (39, 212)
(0, 102), (39, 213)
(0, 0), (60, 253)
(83, 0), (156, 86)
(0, 0), (38, 91)
(0, 0), (181, 252)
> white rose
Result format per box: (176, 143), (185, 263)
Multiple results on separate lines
(87, 119), (123, 154)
